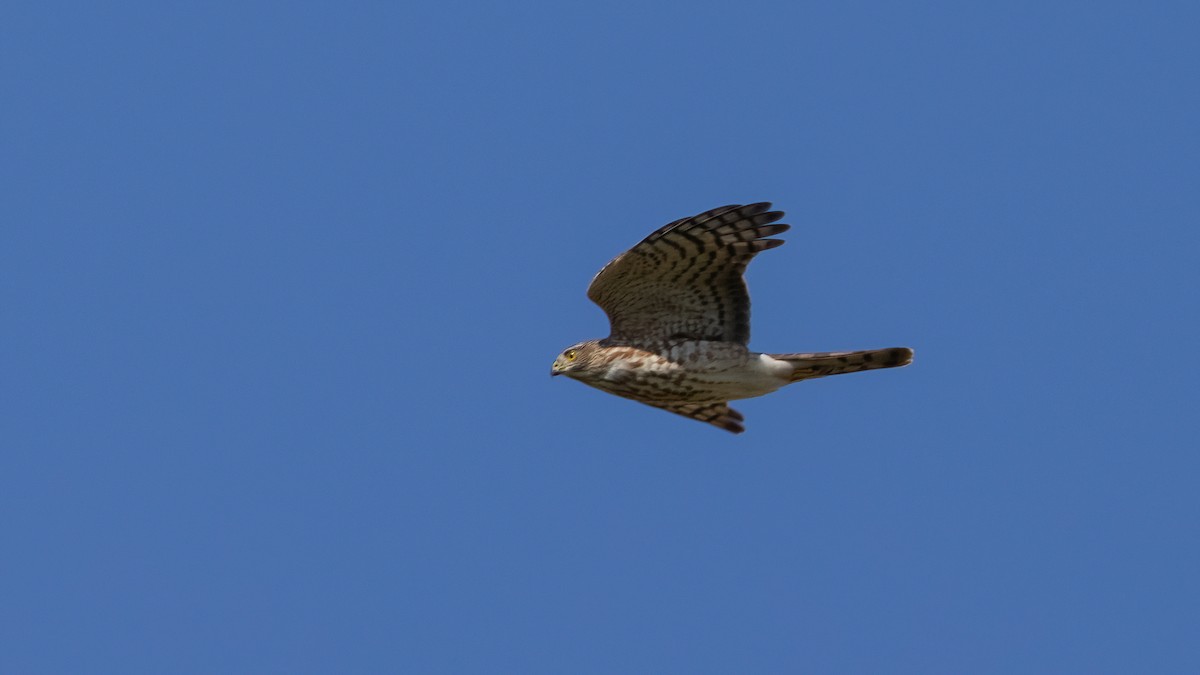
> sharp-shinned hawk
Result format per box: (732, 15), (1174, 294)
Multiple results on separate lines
(551, 202), (912, 434)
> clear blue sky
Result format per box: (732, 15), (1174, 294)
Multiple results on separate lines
(3, 2), (1197, 673)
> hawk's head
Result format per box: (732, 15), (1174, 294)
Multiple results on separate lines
(550, 340), (603, 379)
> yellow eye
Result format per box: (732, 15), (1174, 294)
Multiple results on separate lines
(566, 350), (577, 361)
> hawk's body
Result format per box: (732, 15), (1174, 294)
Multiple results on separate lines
(551, 203), (912, 433)
(572, 340), (789, 403)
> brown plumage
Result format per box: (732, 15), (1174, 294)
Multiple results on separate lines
(551, 203), (912, 434)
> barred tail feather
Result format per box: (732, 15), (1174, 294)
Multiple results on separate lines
(772, 347), (913, 383)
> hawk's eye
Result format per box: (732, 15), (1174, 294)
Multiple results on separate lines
(566, 350), (577, 361)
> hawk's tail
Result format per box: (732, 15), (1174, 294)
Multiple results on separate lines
(770, 347), (913, 383)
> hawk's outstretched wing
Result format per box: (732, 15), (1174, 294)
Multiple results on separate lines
(586, 203), (788, 346)
(644, 401), (745, 434)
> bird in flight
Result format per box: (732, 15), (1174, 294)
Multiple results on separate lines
(550, 202), (912, 434)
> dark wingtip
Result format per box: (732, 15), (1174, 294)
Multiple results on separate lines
(886, 347), (915, 367)
(721, 407), (745, 433)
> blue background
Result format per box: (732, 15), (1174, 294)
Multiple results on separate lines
(3, 2), (1198, 672)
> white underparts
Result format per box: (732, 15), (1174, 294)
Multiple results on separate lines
(590, 343), (794, 402)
